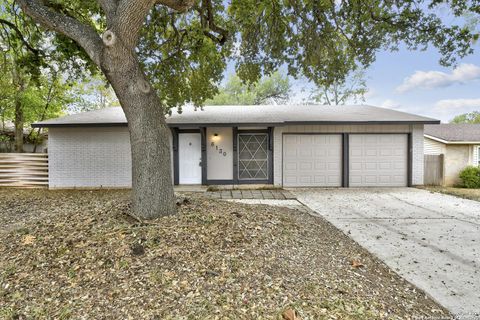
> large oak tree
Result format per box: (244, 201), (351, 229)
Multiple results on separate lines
(16, 0), (478, 219)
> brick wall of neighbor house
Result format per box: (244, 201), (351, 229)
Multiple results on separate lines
(444, 145), (471, 186)
(273, 124), (425, 186)
(48, 127), (133, 188)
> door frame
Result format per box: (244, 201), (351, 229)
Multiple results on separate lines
(171, 128), (207, 185)
(232, 128), (274, 184)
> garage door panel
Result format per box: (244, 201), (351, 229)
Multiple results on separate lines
(349, 134), (407, 187)
(283, 134), (342, 187)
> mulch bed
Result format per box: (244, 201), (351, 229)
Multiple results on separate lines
(0, 189), (450, 319)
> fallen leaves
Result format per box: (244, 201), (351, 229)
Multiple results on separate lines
(0, 189), (450, 319)
(21, 234), (36, 245)
(351, 259), (364, 268)
(282, 307), (299, 320)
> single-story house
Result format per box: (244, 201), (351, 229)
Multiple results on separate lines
(424, 124), (480, 186)
(32, 105), (439, 189)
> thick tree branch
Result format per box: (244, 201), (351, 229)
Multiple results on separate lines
(0, 18), (40, 56)
(110, 0), (197, 49)
(193, 0), (229, 45)
(112, 0), (155, 49)
(156, 0), (195, 12)
(98, 0), (119, 25)
(16, 0), (103, 66)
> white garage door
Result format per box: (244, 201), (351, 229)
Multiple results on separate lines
(283, 134), (342, 187)
(349, 134), (408, 187)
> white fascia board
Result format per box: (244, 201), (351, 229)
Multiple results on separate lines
(424, 134), (480, 145)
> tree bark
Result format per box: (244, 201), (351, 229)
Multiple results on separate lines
(16, 0), (191, 219)
(13, 67), (25, 153)
(101, 44), (177, 218)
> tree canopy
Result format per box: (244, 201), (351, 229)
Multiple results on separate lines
(205, 71), (290, 105)
(451, 111), (480, 124)
(16, 0), (480, 112)
(307, 69), (368, 105)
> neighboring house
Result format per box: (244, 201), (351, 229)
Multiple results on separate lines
(0, 123), (47, 153)
(424, 124), (480, 186)
(32, 105), (438, 189)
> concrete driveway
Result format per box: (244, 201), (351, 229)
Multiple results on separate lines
(292, 188), (480, 318)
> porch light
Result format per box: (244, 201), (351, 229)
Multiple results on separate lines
(212, 133), (220, 141)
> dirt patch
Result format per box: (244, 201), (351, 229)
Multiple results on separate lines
(0, 189), (450, 319)
(421, 186), (480, 202)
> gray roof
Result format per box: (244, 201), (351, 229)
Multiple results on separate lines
(32, 105), (439, 128)
(424, 124), (480, 142)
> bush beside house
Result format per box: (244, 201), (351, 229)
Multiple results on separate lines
(459, 166), (480, 189)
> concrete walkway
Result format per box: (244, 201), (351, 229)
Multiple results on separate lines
(292, 188), (480, 318)
(208, 189), (296, 200)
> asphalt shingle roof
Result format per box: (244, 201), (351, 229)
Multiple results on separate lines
(424, 124), (480, 142)
(32, 105), (439, 128)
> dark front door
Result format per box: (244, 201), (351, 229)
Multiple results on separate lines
(237, 133), (269, 181)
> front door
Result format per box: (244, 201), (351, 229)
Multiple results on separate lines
(179, 133), (202, 184)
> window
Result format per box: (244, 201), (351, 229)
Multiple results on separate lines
(238, 133), (269, 180)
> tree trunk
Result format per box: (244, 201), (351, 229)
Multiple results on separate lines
(125, 98), (177, 219)
(102, 51), (177, 219)
(13, 68), (25, 153)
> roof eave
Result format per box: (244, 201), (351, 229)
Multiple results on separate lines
(32, 119), (440, 128)
(31, 122), (128, 128)
(424, 134), (480, 144)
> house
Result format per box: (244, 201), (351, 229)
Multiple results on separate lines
(0, 122), (47, 153)
(32, 105), (439, 189)
(424, 124), (480, 186)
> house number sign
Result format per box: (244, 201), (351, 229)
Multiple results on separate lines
(211, 141), (227, 157)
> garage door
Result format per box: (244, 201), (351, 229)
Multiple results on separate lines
(283, 134), (342, 187)
(349, 134), (408, 187)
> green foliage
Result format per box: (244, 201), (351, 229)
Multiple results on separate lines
(309, 69), (368, 105)
(205, 71), (290, 105)
(450, 111), (480, 124)
(229, 0), (478, 90)
(459, 166), (480, 188)
(68, 74), (119, 113)
(16, 0), (479, 112)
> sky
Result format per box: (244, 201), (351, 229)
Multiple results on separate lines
(287, 44), (480, 123)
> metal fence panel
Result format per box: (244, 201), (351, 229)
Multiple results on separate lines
(0, 153), (48, 188)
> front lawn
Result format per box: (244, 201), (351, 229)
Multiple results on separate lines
(421, 186), (480, 202)
(0, 189), (449, 319)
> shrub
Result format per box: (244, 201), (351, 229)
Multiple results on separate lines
(459, 166), (480, 189)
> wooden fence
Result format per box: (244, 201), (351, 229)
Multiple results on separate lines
(0, 153), (48, 188)
(424, 154), (444, 186)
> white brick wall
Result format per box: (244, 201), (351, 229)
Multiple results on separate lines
(411, 124), (424, 185)
(273, 124), (425, 186)
(48, 127), (133, 188)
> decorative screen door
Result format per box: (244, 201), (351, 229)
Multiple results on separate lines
(238, 133), (269, 180)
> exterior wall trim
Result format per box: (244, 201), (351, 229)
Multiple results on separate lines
(424, 134), (480, 145)
(33, 120), (439, 129)
(171, 128), (203, 185)
(342, 133), (349, 187)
